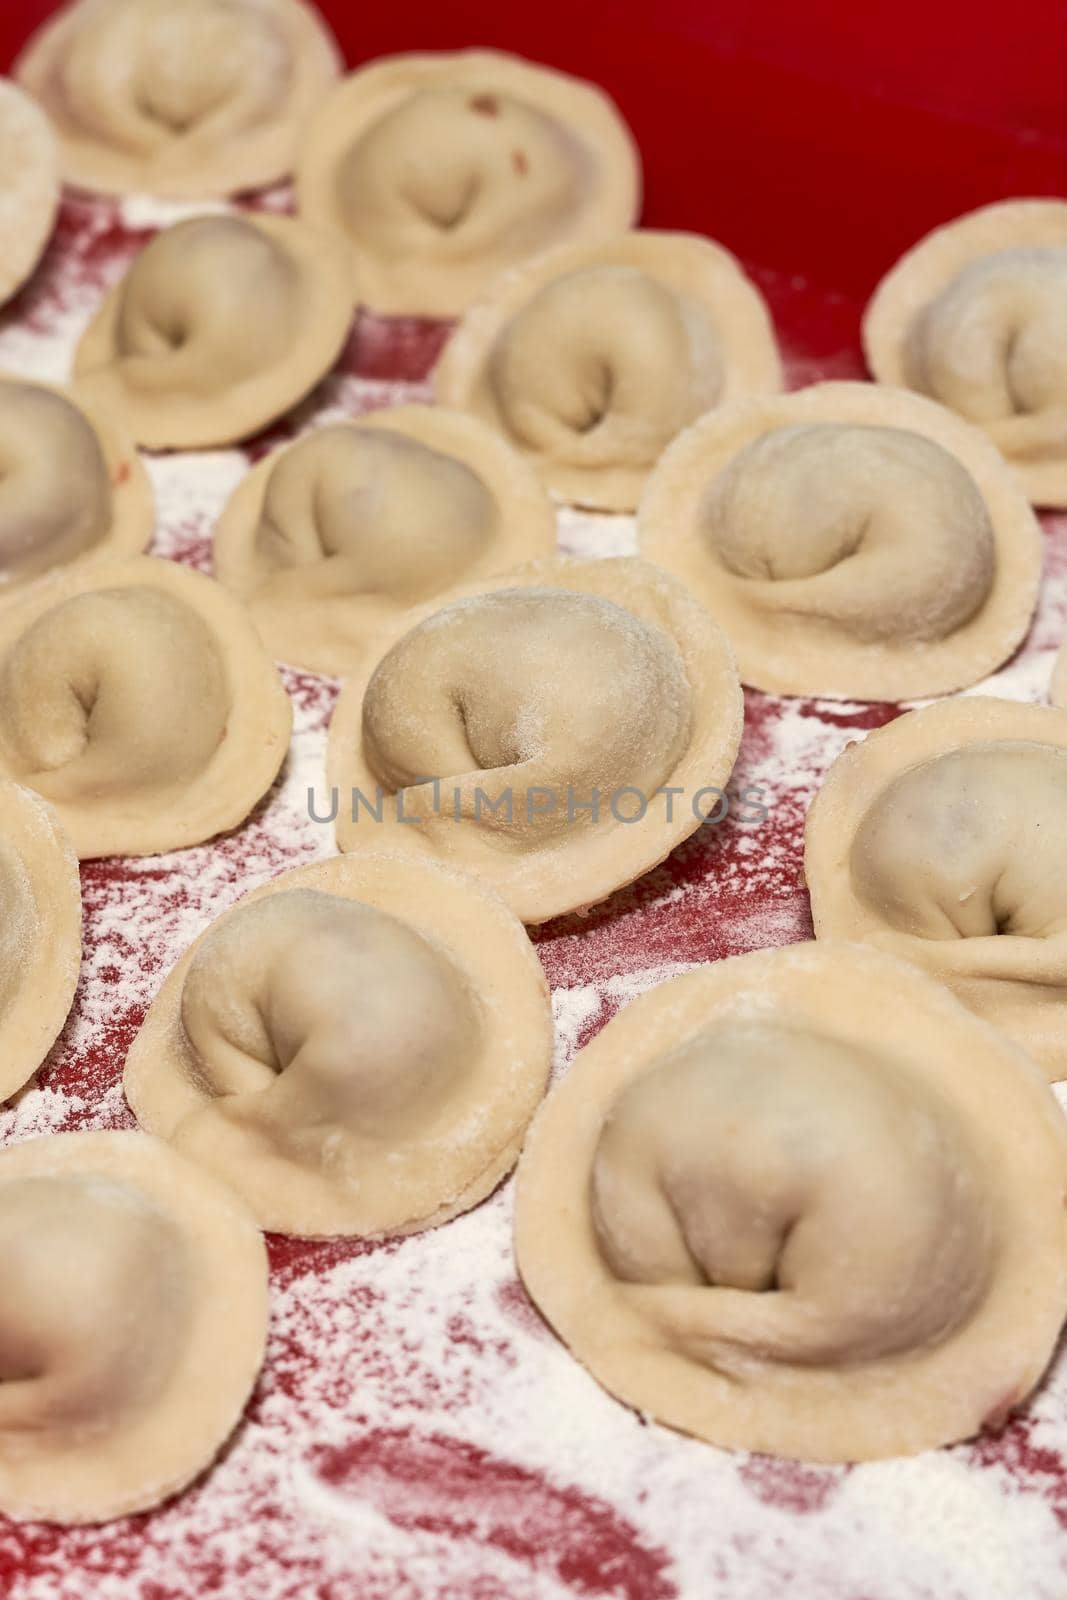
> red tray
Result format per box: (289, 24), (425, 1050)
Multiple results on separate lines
(2, 5), (1067, 1597)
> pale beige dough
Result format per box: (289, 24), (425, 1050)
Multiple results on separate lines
(0, 1129), (267, 1523)
(0, 555), (291, 858)
(213, 404), (556, 675)
(806, 696), (1067, 1080)
(515, 941), (1067, 1462)
(0, 783), (81, 1103)
(0, 78), (60, 307)
(638, 381), (1042, 700)
(435, 230), (781, 511)
(295, 49), (640, 317)
(327, 556), (743, 924)
(15, 0), (340, 198)
(124, 853), (552, 1237)
(73, 212), (354, 450)
(0, 375), (153, 597)
(864, 200), (1067, 506)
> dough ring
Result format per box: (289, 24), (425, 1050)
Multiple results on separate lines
(638, 381), (1041, 699)
(864, 200), (1067, 506)
(806, 696), (1067, 1079)
(435, 230), (781, 511)
(0, 782), (81, 1103)
(73, 211), (354, 449)
(296, 48), (640, 316)
(0, 555), (292, 858)
(124, 853), (553, 1237)
(212, 404), (556, 675)
(16, 0), (340, 198)
(0, 1129), (267, 1523)
(326, 555), (743, 924)
(515, 941), (1067, 1461)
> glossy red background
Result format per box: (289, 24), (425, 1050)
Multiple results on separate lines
(5, 0), (1067, 294)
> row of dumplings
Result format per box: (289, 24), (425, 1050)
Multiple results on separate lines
(1, 195), (1061, 703)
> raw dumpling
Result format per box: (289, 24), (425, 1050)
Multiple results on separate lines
(15, 0), (340, 198)
(515, 942), (1067, 1462)
(0, 78), (59, 307)
(435, 231), (781, 511)
(0, 375), (153, 595)
(0, 1129), (267, 1523)
(327, 556), (743, 924)
(213, 404), (556, 675)
(124, 854), (552, 1237)
(295, 49), (640, 316)
(864, 200), (1067, 506)
(0, 555), (292, 858)
(806, 696), (1067, 1079)
(0, 782), (81, 1103)
(638, 381), (1041, 699)
(73, 212), (354, 449)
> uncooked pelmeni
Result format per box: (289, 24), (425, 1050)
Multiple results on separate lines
(637, 381), (1041, 699)
(0, 375), (152, 596)
(125, 853), (552, 1237)
(435, 231), (781, 511)
(0, 1130), (267, 1524)
(295, 49), (640, 316)
(15, 0), (340, 198)
(0, 555), (291, 858)
(213, 405), (556, 675)
(73, 212), (353, 449)
(327, 556), (743, 924)
(0, 782), (81, 1103)
(515, 942), (1067, 1462)
(864, 200), (1067, 506)
(0, 78), (59, 307)
(806, 696), (1067, 1080)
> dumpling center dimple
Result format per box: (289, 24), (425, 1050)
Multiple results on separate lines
(850, 742), (1067, 941)
(701, 421), (996, 644)
(251, 426), (495, 603)
(591, 1020), (995, 1367)
(906, 247), (1067, 424)
(179, 890), (481, 1150)
(359, 586), (693, 837)
(487, 265), (701, 464)
(0, 1175), (189, 1436)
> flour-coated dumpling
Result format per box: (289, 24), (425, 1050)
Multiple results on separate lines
(16, 0), (340, 198)
(638, 381), (1041, 699)
(806, 697), (1067, 1080)
(125, 854), (552, 1237)
(295, 49), (640, 317)
(213, 405), (556, 675)
(0, 78), (59, 307)
(864, 201), (1067, 506)
(73, 212), (354, 449)
(0, 375), (153, 596)
(516, 942), (1067, 1462)
(0, 1130), (267, 1524)
(0, 783), (81, 1103)
(436, 231), (781, 511)
(0, 555), (291, 858)
(327, 556), (743, 924)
